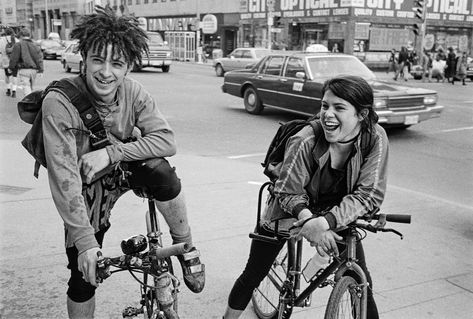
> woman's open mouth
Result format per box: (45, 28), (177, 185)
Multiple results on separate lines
(323, 120), (340, 132)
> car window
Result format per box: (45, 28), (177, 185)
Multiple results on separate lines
(232, 50), (243, 58)
(255, 49), (270, 59)
(285, 57), (305, 78)
(72, 44), (79, 54)
(261, 56), (285, 76)
(147, 33), (164, 45)
(241, 50), (253, 59)
(307, 56), (375, 80)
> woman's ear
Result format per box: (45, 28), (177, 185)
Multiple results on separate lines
(358, 109), (369, 121)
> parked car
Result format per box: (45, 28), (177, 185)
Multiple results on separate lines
(213, 48), (271, 77)
(221, 51), (444, 128)
(133, 31), (172, 72)
(40, 39), (65, 60)
(410, 64), (428, 80)
(467, 57), (473, 81)
(61, 42), (83, 73)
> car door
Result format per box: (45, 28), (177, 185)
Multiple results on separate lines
(255, 55), (286, 107)
(226, 49), (243, 71)
(278, 57), (320, 115)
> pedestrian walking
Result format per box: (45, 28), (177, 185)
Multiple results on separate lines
(8, 28), (43, 97)
(0, 28), (17, 97)
(445, 47), (457, 83)
(387, 48), (397, 74)
(452, 51), (468, 85)
(33, 7), (204, 318)
(394, 46), (409, 81)
(420, 50), (431, 82)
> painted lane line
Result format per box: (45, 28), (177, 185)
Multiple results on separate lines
(439, 126), (473, 133)
(228, 153), (266, 159)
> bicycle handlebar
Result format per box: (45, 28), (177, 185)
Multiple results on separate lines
(369, 213), (411, 224)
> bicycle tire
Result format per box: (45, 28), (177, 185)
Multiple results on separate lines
(143, 257), (179, 319)
(251, 244), (288, 319)
(324, 276), (362, 319)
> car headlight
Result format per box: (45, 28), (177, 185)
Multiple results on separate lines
(166, 52), (172, 58)
(373, 99), (387, 109)
(424, 95), (437, 105)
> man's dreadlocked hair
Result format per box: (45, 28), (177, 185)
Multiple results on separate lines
(70, 6), (148, 66)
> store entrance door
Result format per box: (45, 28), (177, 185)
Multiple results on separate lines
(302, 29), (323, 50)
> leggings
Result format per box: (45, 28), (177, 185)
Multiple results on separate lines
(228, 227), (379, 319)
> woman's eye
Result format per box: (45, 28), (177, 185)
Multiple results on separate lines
(321, 104), (328, 110)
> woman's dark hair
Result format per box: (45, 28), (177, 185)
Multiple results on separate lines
(70, 6), (148, 66)
(321, 75), (378, 131)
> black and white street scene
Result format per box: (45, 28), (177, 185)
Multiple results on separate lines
(1, 1), (472, 318)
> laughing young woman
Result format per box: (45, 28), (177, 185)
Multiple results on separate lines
(223, 75), (388, 319)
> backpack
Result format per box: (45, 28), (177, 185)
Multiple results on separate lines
(261, 117), (321, 182)
(261, 117), (375, 182)
(5, 40), (14, 57)
(18, 77), (110, 178)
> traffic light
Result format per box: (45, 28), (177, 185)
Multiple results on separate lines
(413, 23), (421, 36)
(274, 16), (282, 28)
(413, 0), (425, 21)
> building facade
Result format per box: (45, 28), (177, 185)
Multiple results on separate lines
(0, 0), (33, 32)
(239, 0), (473, 66)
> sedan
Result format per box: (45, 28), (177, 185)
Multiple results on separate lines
(40, 39), (65, 60)
(213, 48), (270, 77)
(222, 52), (444, 128)
(61, 42), (83, 73)
(467, 57), (473, 81)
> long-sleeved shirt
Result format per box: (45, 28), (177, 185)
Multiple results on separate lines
(42, 76), (175, 254)
(263, 121), (389, 231)
(8, 38), (43, 72)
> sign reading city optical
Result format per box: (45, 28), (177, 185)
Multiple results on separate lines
(201, 14), (218, 34)
(240, 0), (473, 22)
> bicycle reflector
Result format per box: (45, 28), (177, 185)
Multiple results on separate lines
(121, 235), (148, 255)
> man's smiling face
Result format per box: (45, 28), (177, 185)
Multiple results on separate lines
(84, 43), (130, 104)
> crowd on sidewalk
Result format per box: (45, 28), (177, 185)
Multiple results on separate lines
(387, 45), (470, 85)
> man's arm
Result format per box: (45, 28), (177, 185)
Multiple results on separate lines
(8, 43), (20, 70)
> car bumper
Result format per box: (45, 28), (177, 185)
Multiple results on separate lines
(376, 105), (444, 125)
(145, 59), (172, 67)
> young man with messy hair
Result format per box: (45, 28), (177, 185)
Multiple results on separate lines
(41, 7), (204, 318)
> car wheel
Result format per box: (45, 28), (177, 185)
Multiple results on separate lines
(244, 86), (263, 115)
(215, 64), (224, 77)
(162, 65), (170, 73)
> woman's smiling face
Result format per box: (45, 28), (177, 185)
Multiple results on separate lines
(84, 43), (130, 104)
(320, 89), (363, 143)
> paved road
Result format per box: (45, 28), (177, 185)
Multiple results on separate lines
(0, 60), (472, 318)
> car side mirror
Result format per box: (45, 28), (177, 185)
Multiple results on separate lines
(295, 72), (306, 79)
(229, 55), (234, 59)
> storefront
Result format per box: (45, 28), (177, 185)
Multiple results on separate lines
(238, 0), (473, 66)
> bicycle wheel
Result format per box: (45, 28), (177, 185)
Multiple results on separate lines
(251, 244), (288, 319)
(143, 258), (179, 319)
(324, 276), (362, 319)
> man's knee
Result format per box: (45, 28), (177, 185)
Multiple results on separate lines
(126, 158), (181, 201)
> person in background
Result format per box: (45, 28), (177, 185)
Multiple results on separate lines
(0, 28), (17, 97)
(445, 47), (457, 83)
(452, 51), (468, 86)
(331, 43), (339, 53)
(431, 54), (447, 82)
(222, 75), (388, 319)
(420, 51), (432, 83)
(8, 28), (43, 97)
(387, 48), (397, 74)
(394, 46), (409, 81)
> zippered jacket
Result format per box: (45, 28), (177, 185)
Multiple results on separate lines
(8, 38), (43, 72)
(265, 120), (388, 230)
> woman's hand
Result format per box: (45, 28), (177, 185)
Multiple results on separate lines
(292, 217), (343, 257)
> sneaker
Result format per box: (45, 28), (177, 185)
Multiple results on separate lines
(11, 91), (16, 98)
(6, 89), (11, 96)
(177, 247), (205, 293)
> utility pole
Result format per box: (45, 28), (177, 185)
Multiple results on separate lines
(45, 0), (50, 36)
(196, 0), (201, 62)
(267, 0), (274, 49)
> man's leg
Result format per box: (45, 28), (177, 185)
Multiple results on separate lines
(155, 191), (192, 246)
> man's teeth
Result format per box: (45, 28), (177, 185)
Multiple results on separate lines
(97, 78), (112, 84)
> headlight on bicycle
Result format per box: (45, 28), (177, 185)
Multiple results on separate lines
(121, 234), (148, 255)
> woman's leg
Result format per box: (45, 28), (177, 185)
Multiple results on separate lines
(224, 228), (285, 318)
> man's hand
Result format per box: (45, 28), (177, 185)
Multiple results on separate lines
(78, 247), (101, 287)
(292, 217), (343, 257)
(78, 148), (111, 184)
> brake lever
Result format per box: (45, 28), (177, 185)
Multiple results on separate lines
(380, 228), (404, 239)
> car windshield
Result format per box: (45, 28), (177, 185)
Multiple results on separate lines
(148, 33), (164, 45)
(42, 40), (63, 48)
(307, 56), (376, 80)
(254, 49), (270, 59)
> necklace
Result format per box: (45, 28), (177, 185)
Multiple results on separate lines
(337, 133), (359, 144)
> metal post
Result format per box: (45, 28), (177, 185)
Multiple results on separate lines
(420, 1), (427, 52)
(267, 0), (274, 50)
(45, 0), (50, 36)
(196, 0), (200, 62)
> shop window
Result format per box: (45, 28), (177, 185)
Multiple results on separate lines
(285, 57), (304, 78)
(262, 56), (285, 76)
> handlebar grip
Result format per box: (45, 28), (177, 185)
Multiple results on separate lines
(384, 214), (411, 224)
(154, 242), (191, 259)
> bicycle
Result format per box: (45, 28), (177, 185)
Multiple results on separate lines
(249, 182), (411, 319)
(96, 199), (190, 319)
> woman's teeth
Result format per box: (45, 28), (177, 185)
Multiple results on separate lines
(324, 121), (339, 131)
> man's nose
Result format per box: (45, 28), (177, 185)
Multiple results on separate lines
(100, 62), (112, 76)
